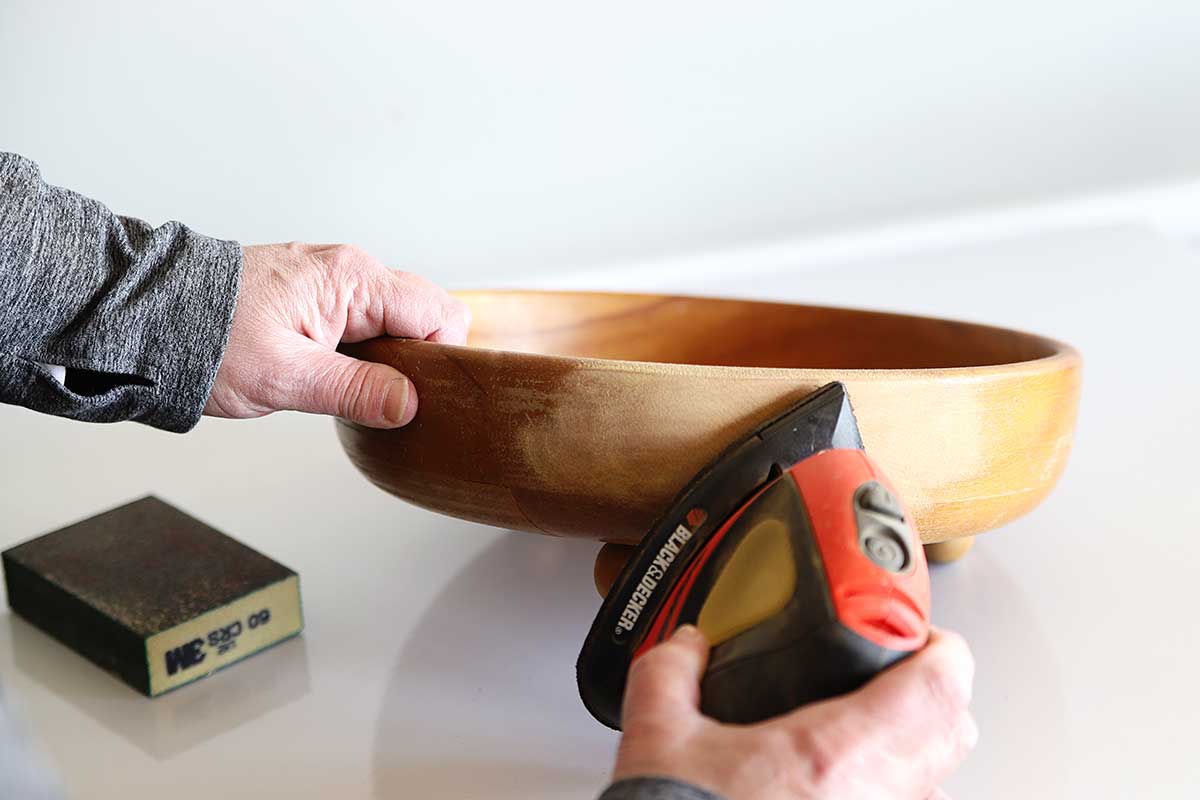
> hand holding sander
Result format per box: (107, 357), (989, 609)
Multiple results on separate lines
(577, 383), (931, 728)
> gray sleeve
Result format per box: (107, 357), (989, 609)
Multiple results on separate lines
(0, 152), (242, 432)
(598, 777), (726, 800)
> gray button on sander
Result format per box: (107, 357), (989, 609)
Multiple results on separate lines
(858, 483), (904, 519)
(854, 482), (914, 573)
(863, 529), (909, 572)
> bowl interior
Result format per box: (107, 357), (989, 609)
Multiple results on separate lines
(459, 292), (1058, 370)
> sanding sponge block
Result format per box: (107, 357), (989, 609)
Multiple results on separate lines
(2, 495), (303, 697)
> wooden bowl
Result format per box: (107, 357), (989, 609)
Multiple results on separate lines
(337, 291), (1081, 546)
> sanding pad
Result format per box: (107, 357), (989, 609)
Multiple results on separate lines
(2, 496), (303, 697)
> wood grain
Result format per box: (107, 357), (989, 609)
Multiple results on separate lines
(337, 291), (1081, 546)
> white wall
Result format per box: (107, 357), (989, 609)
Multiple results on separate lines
(3, 1), (1199, 285)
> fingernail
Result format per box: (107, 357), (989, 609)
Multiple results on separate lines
(671, 624), (707, 645)
(384, 378), (411, 426)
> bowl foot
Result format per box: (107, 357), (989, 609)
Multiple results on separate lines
(594, 543), (635, 597)
(923, 536), (975, 564)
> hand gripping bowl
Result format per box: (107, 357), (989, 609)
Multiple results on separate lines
(336, 291), (1081, 561)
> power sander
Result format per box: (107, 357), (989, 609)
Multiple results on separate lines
(576, 382), (931, 728)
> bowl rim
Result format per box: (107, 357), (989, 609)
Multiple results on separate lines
(409, 289), (1084, 381)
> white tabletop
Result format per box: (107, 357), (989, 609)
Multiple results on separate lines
(1, 223), (1196, 799)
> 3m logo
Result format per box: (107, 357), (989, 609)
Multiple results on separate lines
(164, 638), (206, 676)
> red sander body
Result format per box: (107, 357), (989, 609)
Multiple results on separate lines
(577, 383), (931, 728)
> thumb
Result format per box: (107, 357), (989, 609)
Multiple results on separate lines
(298, 347), (418, 428)
(621, 625), (710, 728)
(777, 629), (976, 794)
